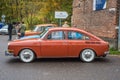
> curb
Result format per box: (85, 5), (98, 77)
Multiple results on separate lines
(108, 55), (120, 57)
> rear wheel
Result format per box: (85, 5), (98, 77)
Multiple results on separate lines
(80, 49), (95, 62)
(19, 49), (35, 63)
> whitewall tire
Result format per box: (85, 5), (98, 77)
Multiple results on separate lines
(80, 49), (95, 62)
(19, 49), (35, 63)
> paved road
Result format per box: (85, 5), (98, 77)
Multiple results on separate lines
(0, 35), (120, 80)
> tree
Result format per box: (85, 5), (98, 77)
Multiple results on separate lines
(0, 0), (73, 29)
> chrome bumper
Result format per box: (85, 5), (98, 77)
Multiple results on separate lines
(103, 51), (110, 57)
(5, 50), (13, 56)
(104, 51), (110, 55)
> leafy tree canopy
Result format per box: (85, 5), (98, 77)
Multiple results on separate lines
(0, 0), (73, 29)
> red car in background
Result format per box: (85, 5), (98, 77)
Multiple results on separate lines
(24, 24), (56, 36)
(5, 27), (109, 63)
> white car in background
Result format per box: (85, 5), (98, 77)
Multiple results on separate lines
(0, 25), (16, 35)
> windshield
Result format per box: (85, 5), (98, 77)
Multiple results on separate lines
(33, 26), (45, 32)
(39, 26), (52, 37)
(33, 26), (38, 32)
(39, 29), (48, 38)
(33, 25), (53, 32)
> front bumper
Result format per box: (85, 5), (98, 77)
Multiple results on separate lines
(0, 32), (8, 35)
(5, 50), (14, 56)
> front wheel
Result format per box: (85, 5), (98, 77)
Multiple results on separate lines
(80, 49), (95, 62)
(19, 49), (35, 63)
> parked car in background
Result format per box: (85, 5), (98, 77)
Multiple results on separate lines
(24, 24), (56, 36)
(0, 22), (4, 29)
(0, 25), (16, 35)
(20, 26), (51, 39)
(5, 27), (109, 63)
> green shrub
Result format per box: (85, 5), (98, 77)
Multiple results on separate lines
(110, 48), (120, 55)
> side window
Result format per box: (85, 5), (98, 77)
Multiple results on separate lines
(68, 31), (89, 40)
(47, 31), (65, 40)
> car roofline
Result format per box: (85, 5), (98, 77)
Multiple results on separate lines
(48, 27), (103, 41)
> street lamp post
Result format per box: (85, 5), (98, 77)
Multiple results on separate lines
(118, 8), (120, 51)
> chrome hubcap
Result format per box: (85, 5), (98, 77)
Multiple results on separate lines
(20, 49), (34, 63)
(81, 49), (95, 62)
(23, 52), (32, 59)
(84, 51), (92, 59)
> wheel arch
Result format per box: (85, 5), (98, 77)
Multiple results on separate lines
(18, 48), (37, 57)
(79, 48), (97, 57)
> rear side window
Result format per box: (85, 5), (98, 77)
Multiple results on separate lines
(68, 31), (89, 40)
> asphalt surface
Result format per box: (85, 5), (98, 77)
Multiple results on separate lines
(0, 35), (120, 80)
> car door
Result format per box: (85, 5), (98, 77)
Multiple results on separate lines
(67, 31), (90, 57)
(41, 30), (68, 57)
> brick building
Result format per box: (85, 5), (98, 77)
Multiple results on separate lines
(72, 0), (120, 39)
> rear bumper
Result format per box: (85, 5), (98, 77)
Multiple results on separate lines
(104, 51), (110, 55)
(103, 51), (110, 57)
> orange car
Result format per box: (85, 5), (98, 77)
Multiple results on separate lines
(24, 24), (56, 36)
(5, 27), (109, 63)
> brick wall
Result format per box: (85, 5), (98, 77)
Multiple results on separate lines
(72, 0), (117, 38)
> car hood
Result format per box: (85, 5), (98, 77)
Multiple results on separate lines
(20, 35), (40, 40)
(0, 29), (7, 31)
(9, 38), (42, 46)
